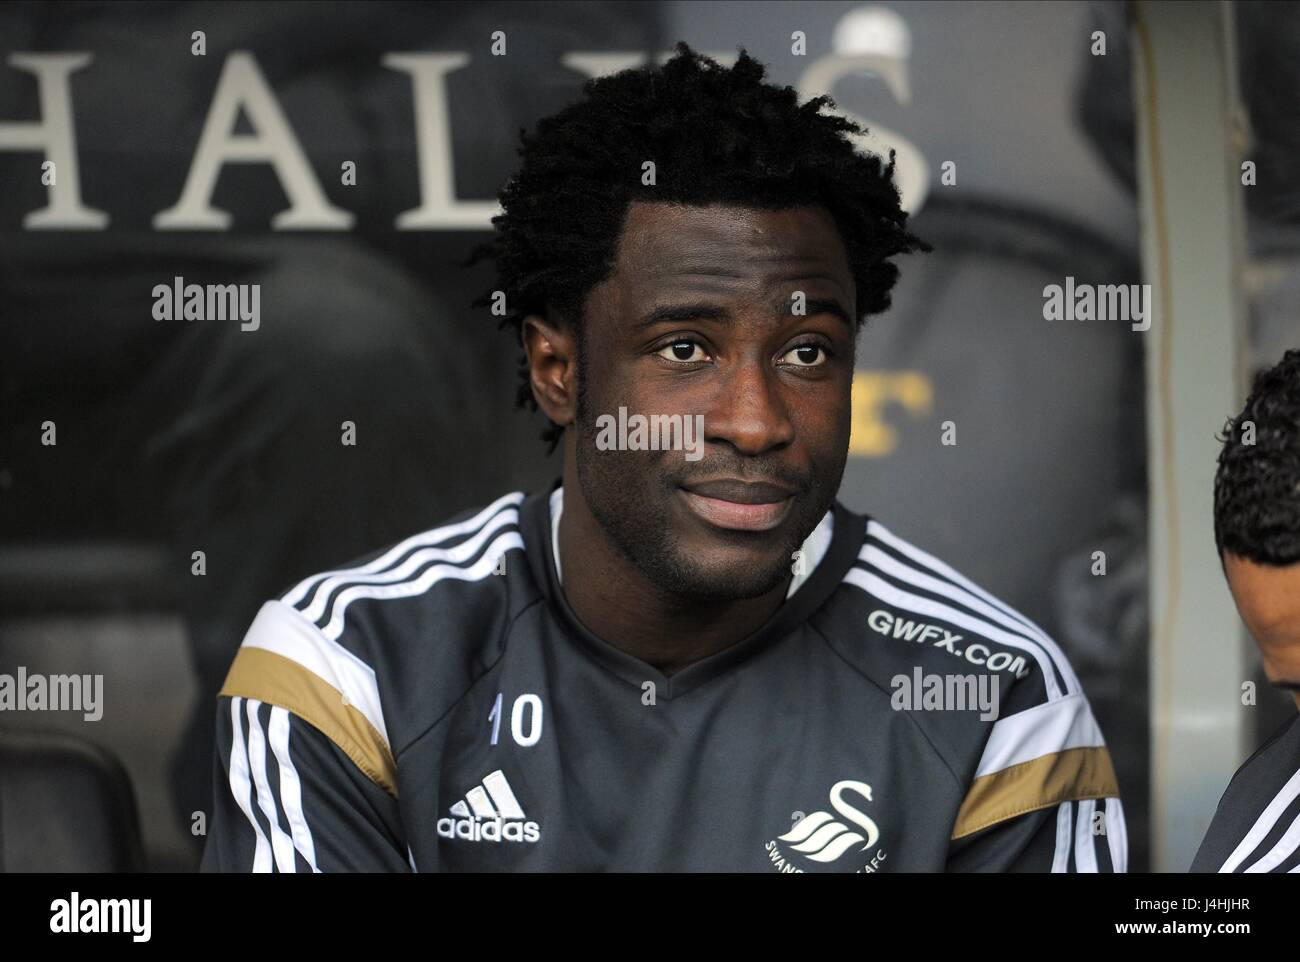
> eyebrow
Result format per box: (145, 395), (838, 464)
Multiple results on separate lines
(633, 299), (854, 331)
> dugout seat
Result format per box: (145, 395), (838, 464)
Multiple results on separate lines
(0, 728), (144, 872)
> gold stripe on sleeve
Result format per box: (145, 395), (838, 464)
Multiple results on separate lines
(951, 746), (1119, 840)
(219, 646), (397, 797)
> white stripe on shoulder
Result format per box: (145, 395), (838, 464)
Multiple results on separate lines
(246, 698), (297, 872)
(281, 491), (525, 609)
(1105, 798), (1129, 872)
(859, 542), (1077, 696)
(1074, 799), (1099, 872)
(1052, 801), (1073, 872)
(843, 567), (1063, 700)
(867, 520), (1080, 694)
(299, 505), (520, 624)
(1220, 764), (1300, 872)
(321, 531), (522, 641)
(241, 599), (391, 750)
(974, 692), (1104, 777)
(268, 706), (320, 873)
(1245, 814), (1300, 873)
(226, 696), (272, 872)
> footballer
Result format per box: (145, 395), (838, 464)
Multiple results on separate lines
(203, 43), (1125, 872)
(1192, 348), (1300, 873)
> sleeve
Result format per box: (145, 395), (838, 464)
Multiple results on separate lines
(201, 694), (411, 872)
(946, 797), (1127, 872)
(944, 691), (1128, 872)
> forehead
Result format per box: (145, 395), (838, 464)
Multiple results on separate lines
(611, 201), (853, 291)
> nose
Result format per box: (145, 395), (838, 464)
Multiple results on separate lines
(703, 358), (795, 457)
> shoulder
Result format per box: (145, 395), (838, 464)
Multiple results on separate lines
(826, 515), (1081, 711)
(274, 489), (531, 650)
(819, 515), (1120, 839)
(1191, 714), (1300, 872)
(218, 490), (538, 764)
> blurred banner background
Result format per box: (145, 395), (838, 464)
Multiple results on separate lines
(0, 0), (1296, 872)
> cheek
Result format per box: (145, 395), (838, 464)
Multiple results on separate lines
(585, 341), (668, 409)
(620, 372), (664, 410)
(792, 380), (852, 447)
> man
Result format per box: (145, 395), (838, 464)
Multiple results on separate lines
(1192, 348), (1300, 873)
(203, 43), (1124, 872)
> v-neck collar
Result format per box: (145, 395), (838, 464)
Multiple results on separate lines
(521, 479), (866, 700)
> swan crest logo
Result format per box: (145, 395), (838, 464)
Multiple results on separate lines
(765, 780), (888, 873)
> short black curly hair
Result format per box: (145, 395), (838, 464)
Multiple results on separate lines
(463, 41), (930, 450)
(1214, 347), (1300, 564)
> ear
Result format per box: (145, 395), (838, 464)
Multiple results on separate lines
(522, 312), (579, 429)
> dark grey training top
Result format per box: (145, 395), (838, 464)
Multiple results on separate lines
(1191, 713), (1300, 873)
(203, 481), (1124, 872)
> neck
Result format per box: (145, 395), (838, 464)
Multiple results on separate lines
(555, 449), (792, 676)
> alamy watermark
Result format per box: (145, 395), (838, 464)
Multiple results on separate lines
(50, 893), (150, 942)
(0, 667), (102, 721)
(594, 406), (704, 461)
(890, 667), (1000, 721)
(152, 276), (260, 331)
(1043, 276), (1151, 331)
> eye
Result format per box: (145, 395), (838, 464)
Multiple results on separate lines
(656, 339), (710, 363)
(780, 343), (829, 367)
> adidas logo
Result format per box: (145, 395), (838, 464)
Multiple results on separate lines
(437, 770), (541, 844)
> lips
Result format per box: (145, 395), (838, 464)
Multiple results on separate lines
(678, 478), (797, 532)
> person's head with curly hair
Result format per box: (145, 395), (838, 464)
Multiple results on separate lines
(465, 41), (927, 605)
(1215, 347), (1300, 707)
